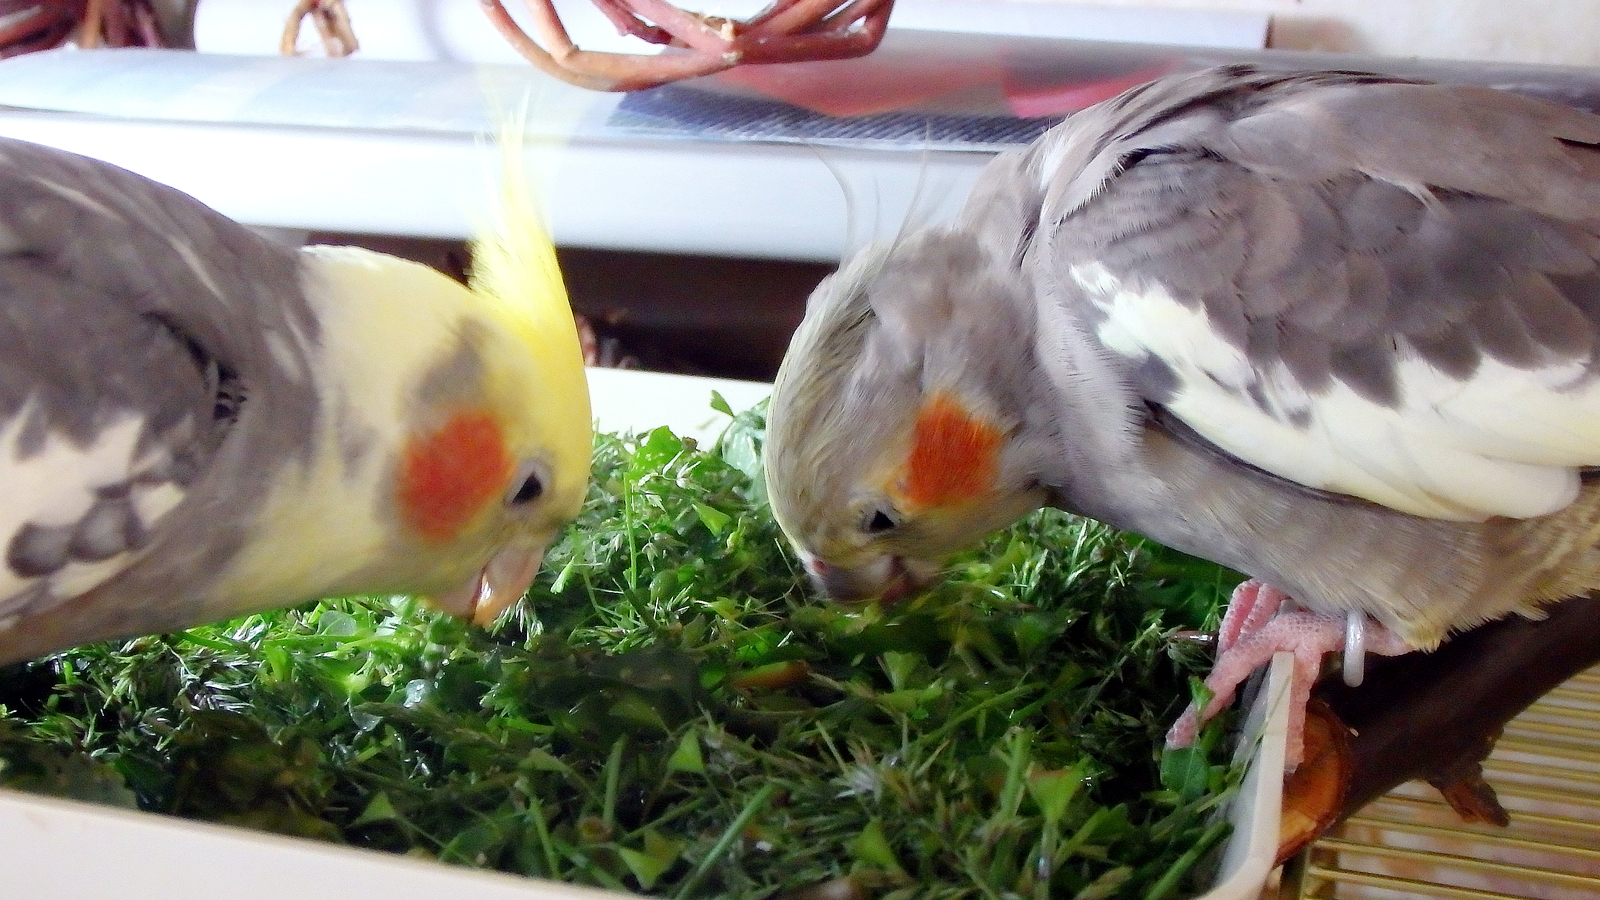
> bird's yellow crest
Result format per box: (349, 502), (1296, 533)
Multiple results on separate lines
(467, 116), (593, 509)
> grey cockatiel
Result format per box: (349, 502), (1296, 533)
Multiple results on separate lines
(0, 136), (592, 666)
(763, 65), (1600, 768)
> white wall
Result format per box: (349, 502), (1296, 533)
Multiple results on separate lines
(165, 0), (1598, 68)
(1076, 0), (1599, 67)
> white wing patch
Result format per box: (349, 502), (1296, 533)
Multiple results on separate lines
(1071, 262), (1600, 522)
(0, 403), (176, 616)
(132, 481), (184, 528)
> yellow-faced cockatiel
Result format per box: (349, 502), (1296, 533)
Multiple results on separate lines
(764, 65), (1600, 769)
(0, 135), (591, 665)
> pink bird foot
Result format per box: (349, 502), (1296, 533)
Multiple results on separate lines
(1166, 579), (1413, 770)
(1217, 578), (1291, 654)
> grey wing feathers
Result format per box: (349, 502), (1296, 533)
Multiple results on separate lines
(1032, 67), (1600, 381)
(1017, 66), (1600, 520)
(0, 138), (305, 623)
(0, 138), (314, 364)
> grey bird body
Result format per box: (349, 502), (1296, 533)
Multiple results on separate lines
(767, 65), (1600, 684)
(1016, 66), (1600, 650)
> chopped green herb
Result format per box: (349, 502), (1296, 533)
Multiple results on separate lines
(0, 400), (1244, 898)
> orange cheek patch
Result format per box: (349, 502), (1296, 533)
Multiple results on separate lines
(900, 394), (1003, 509)
(398, 410), (512, 544)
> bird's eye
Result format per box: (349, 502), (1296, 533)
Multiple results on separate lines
(507, 463), (545, 506)
(863, 508), (898, 534)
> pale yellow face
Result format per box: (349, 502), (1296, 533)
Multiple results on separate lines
(425, 313), (591, 557)
(392, 245), (592, 624)
(217, 243), (591, 626)
(388, 367), (589, 623)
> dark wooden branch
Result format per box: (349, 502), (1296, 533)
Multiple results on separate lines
(1278, 593), (1600, 859)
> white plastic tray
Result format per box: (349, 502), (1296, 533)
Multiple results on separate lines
(0, 368), (1289, 899)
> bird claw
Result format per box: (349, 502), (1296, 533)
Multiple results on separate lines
(1168, 579), (1413, 770)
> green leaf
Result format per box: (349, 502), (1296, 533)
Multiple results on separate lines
(1026, 764), (1085, 827)
(848, 818), (905, 875)
(692, 502), (732, 536)
(520, 748), (574, 773)
(1074, 866), (1133, 900)
(620, 840), (680, 891)
(608, 693), (671, 733)
(879, 651), (922, 691)
(1159, 746), (1212, 802)
(351, 790), (403, 826)
(315, 609), (359, 637)
(667, 729), (705, 774)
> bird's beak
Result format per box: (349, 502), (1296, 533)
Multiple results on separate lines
(806, 552), (938, 602)
(427, 542), (548, 626)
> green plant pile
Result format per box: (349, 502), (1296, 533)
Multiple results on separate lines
(0, 399), (1246, 900)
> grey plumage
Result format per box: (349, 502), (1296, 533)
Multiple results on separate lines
(1021, 67), (1600, 646)
(766, 64), (1600, 668)
(1032, 70), (1600, 416)
(0, 136), (319, 660)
